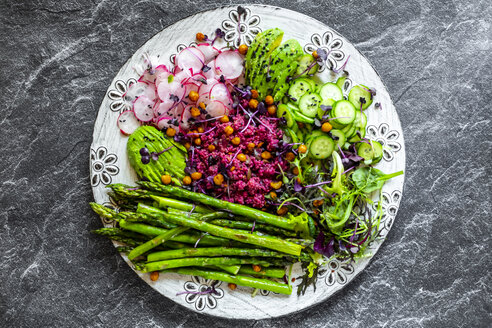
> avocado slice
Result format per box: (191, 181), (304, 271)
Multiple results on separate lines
(255, 39), (303, 99)
(245, 28), (284, 86)
(127, 126), (187, 182)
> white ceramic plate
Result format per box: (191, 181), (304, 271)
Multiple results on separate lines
(90, 4), (405, 319)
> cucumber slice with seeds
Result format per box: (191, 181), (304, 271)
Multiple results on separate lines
(331, 100), (356, 125)
(348, 85), (373, 110)
(288, 78), (313, 102)
(309, 136), (335, 159)
(319, 82), (343, 102)
(329, 129), (346, 148)
(299, 93), (322, 118)
(357, 140), (383, 163)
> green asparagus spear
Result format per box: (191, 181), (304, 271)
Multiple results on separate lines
(128, 212), (221, 260)
(207, 265), (241, 275)
(137, 204), (303, 256)
(151, 195), (212, 213)
(162, 267), (292, 295)
(209, 219), (298, 237)
(108, 184), (156, 199)
(238, 266), (286, 279)
(90, 203), (117, 219)
(147, 247), (284, 262)
(137, 182), (307, 233)
(116, 211), (178, 229)
(141, 257), (279, 273)
(118, 220), (237, 246)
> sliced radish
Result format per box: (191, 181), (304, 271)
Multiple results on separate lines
(202, 60), (217, 80)
(205, 100), (228, 118)
(209, 82), (232, 106)
(155, 71), (173, 89)
(197, 43), (220, 62)
(180, 105), (194, 130)
(199, 79), (218, 96)
(117, 110), (141, 135)
(133, 95), (155, 122)
(157, 116), (177, 130)
(124, 81), (156, 102)
(157, 79), (187, 103)
(154, 97), (175, 117)
(176, 47), (204, 77)
(215, 50), (244, 80)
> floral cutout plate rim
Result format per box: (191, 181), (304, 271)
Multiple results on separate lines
(90, 4), (405, 319)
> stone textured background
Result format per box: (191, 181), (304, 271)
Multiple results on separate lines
(0, 0), (490, 327)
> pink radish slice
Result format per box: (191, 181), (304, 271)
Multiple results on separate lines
(205, 100), (228, 118)
(197, 43), (220, 62)
(176, 47), (205, 77)
(202, 60), (217, 80)
(174, 70), (190, 83)
(157, 116), (177, 130)
(199, 79), (218, 96)
(155, 71), (173, 89)
(215, 50), (244, 80)
(154, 97), (174, 117)
(117, 110), (141, 135)
(157, 79), (187, 103)
(138, 64), (169, 84)
(125, 82), (156, 102)
(133, 96), (155, 122)
(179, 105), (194, 130)
(209, 82), (232, 106)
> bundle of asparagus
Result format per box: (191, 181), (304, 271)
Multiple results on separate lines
(91, 182), (316, 295)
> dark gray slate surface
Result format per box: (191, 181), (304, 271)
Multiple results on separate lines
(0, 0), (490, 327)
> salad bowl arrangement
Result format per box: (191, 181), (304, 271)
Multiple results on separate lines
(90, 5), (405, 318)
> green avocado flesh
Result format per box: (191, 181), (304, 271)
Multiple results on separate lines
(127, 126), (187, 182)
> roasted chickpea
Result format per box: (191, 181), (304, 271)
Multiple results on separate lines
(285, 152), (295, 161)
(250, 89), (259, 99)
(188, 90), (199, 102)
(166, 127), (176, 137)
(267, 105), (277, 115)
(150, 271), (159, 281)
(298, 144), (307, 154)
(265, 95), (274, 105)
(277, 206), (288, 215)
(312, 50), (318, 59)
(198, 102), (206, 110)
(190, 106), (201, 117)
(228, 283), (237, 290)
(261, 151), (272, 160)
(197, 126), (204, 133)
(224, 125), (234, 136)
(213, 173), (224, 185)
(292, 167), (299, 175)
(270, 181), (282, 189)
(191, 172), (202, 180)
(237, 153), (247, 162)
(208, 144), (216, 152)
(231, 137), (240, 145)
(194, 138), (202, 146)
(219, 115), (230, 123)
(160, 175), (172, 185)
(270, 191), (277, 200)
(238, 44), (248, 55)
(184, 142), (191, 150)
(313, 199), (324, 207)
(183, 176), (192, 185)
(321, 122), (333, 133)
(249, 99), (259, 109)
(252, 265), (262, 272)
(196, 32), (205, 42)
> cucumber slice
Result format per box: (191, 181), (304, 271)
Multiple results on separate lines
(296, 54), (319, 76)
(288, 78), (313, 102)
(319, 82), (343, 102)
(309, 136), (335, 159)
(353, 110), (367, 129)
(287, 102), (299, 113)
(331, 100), (356, 125)
(327, 118), (345, 129)
(317, 99), (334, 119)
(357, 140), (383, 163)
(336, 76), (349, 91)
(305, 130), (326, 149)
(276, 104), (295, 128)
(292, 110), (315, 124)
(348, 85), (373, 110)
(341, 123), (356, 138)
(329, 129), (346, 148)
(299, 93), (322, 118)
(348, 128), (366, 143)
(296, 129), (304, 143)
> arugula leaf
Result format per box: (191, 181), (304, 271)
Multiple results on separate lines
(352, 167), (403, 194)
